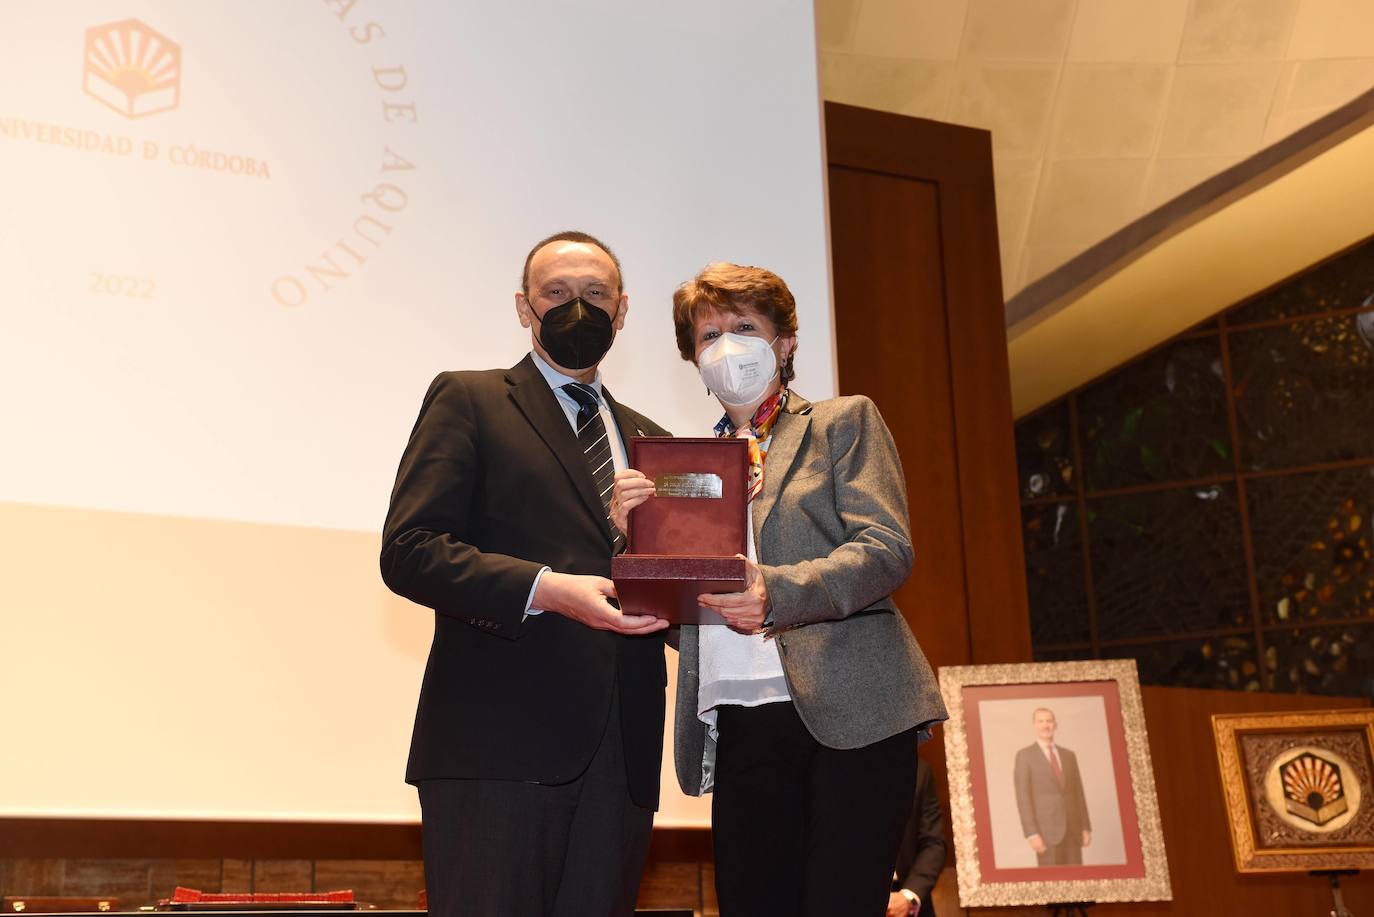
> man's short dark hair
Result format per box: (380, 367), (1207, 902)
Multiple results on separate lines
(521, 230), (624, 295)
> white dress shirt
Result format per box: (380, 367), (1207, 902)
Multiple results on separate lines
(523, 351), (628, 616)
(696, 432), (790, 737)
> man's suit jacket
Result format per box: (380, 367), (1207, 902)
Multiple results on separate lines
(1013, 743), (1091, 846)
(380, 355), (670, 809)
(894, 758), (946, 917)
(673, 393), (947, 796)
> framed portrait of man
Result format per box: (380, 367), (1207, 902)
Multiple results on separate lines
(939, 659), (1171, 907)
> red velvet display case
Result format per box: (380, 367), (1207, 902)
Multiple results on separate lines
(611, 437), (748, 624)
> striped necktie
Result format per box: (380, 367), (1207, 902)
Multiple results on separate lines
(562, 382), (623, 553)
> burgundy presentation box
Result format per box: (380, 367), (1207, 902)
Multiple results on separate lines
(611, 437), (748, 624)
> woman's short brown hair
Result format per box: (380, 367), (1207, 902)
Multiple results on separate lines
(671, 263), (799, 378)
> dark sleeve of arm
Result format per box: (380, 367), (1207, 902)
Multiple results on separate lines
(1072, 755), (1092, 831)
(901, 766), (948, 900)
(379, 373), (544, 640)
(1014, 751), (1038, 837)
(763, 396), (915, 631)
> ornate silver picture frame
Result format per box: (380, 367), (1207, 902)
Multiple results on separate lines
(939, 659), (1171, 907)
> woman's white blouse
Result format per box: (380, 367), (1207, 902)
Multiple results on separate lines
(696, 435), (791, 737)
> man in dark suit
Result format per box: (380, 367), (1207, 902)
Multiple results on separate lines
(888, 757), (947, 916)
(380, 231), (670, 917)
(1013, 707), (1092, 866)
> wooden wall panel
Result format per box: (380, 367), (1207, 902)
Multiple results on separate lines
(826, 101), (1031, 670)
(827, 167), (969, 671)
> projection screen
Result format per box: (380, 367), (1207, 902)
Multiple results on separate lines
(0, 0), (835, 826)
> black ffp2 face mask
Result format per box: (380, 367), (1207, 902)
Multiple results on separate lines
(535, 296), (616, 370)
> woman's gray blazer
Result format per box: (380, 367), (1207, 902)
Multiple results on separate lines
(674, 392), (948, 796)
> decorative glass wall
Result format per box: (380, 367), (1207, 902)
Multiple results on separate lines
(1016, 235), (1374, 699)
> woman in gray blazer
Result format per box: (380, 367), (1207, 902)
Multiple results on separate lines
(611, 263), (947, 917)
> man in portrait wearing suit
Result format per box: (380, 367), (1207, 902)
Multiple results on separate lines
(380, 231), (670, 917)
(1014, 707), (1093, 866)
(888, 756), (947, 916)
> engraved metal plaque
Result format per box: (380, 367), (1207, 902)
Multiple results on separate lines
(654, 472), (723, 498)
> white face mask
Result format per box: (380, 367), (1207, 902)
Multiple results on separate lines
(697, 332), (779, 407)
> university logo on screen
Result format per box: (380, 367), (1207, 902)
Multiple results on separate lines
(0, 9), (419, 308)
(83, 19), (181, 120)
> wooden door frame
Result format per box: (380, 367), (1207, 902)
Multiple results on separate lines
(826, 101), (1031, 667)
